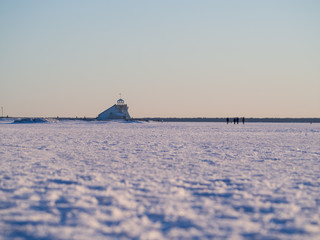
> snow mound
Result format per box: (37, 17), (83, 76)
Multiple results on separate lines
(13, 118), (58, 124)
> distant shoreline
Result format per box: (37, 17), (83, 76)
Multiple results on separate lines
(133, 118), (320, 123)
(1, 117), (320, 123)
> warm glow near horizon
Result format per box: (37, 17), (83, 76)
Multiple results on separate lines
(1, 1), (320, 118)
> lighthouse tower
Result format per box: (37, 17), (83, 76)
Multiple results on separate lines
(97, 98), (131, 120)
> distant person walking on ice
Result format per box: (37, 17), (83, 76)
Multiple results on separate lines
(226, 118), (230, 124)
(242, 117), (245, 124)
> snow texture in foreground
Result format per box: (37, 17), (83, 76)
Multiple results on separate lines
(0, 121), (319, 239)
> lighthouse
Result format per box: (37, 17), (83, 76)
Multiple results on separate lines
(97, 98), (131, 120)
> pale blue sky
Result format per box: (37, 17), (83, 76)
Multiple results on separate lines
(1, 0), (319, 118)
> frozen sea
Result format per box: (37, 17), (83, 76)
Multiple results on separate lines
(0, 120), (319, 240)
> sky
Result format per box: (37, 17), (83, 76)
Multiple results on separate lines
(1, 0), (319, 118)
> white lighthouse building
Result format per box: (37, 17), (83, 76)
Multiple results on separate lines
(97, 98), (131, 120)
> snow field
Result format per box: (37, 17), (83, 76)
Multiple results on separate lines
(0, 121), (319, 239)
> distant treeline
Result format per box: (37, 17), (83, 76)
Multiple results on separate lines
(133, 118), (320, 123)
(2, 117), (319, 123)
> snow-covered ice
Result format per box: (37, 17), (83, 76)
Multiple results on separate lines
(0, 120), (319, 239)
